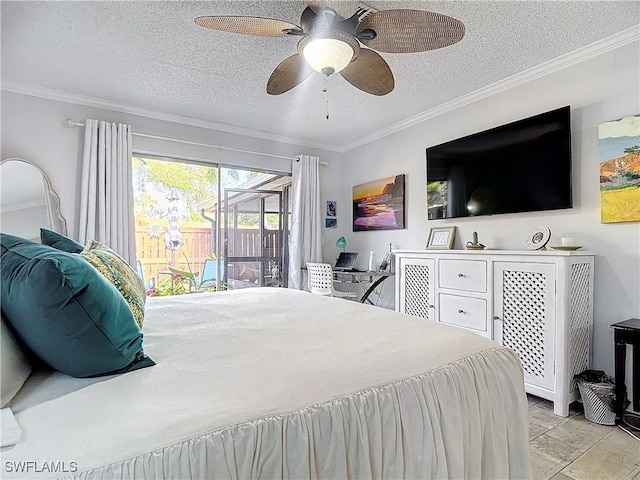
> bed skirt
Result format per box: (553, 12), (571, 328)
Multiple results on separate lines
(70, 347), (531, 480)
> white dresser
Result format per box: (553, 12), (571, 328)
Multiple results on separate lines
(394, 249), (595, 416)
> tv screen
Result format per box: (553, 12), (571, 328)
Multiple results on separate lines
(426, 106), (572, 219)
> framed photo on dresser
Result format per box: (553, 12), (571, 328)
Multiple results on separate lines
(426, 226), (456, 249)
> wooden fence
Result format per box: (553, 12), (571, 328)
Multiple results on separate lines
(136, 221), (281, 285)
(135, 221), (212, 284)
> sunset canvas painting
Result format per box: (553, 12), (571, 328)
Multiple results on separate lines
(352, 174), (405, 231)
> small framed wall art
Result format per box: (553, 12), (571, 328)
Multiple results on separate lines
(426, 226), (456, 249)
(325, 200), (337, 228)
(326, 201), (337, 217)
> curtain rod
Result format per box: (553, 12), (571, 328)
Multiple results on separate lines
(65, 119), (329, 165)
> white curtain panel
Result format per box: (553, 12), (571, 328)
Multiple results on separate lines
(78, 119), (137, 265)
(288, 154), (323, 290)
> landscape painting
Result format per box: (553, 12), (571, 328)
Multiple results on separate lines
(353, 174), (405, 231)
(598, 114), (640, 223)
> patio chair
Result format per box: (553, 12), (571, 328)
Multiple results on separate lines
(306, 263), (358, 299)
(200, 258), (225, 289)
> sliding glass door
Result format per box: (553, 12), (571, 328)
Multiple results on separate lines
(132, 156), (291, 294)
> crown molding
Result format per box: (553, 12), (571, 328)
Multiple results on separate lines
(341, 25), (640, 153)
(0, 81), (343, 153)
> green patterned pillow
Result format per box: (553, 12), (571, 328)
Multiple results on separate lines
(79, 240), (146, 327)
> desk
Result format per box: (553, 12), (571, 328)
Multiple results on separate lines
(611, 318), (640, 424)
(332, 270), (394, 304)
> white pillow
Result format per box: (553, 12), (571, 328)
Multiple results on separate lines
(1, 318), (32, 407)
(1, 407), (22, 447)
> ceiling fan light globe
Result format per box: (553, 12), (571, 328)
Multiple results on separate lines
(302, 37), (354, 75)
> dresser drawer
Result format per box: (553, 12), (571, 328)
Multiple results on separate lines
(439, 259), (487, 293)
(439, 294), (487, 332)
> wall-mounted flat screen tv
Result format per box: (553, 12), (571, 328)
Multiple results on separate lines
(426, 106), (572, 219)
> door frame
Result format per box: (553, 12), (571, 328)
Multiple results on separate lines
(222, 188), (287, 288)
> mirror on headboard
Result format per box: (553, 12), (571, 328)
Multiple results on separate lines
(0, 158), (67, 241)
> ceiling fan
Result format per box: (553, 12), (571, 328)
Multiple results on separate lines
(195, 2), (465, 96)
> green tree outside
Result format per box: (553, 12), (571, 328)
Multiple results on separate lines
(133, 157), (218, 221)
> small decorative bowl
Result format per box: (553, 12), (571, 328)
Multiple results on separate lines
(466, 243), (486, 250)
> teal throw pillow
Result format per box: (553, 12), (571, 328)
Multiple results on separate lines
(40, 228), (84, 253)
(0, 233), (155, 378)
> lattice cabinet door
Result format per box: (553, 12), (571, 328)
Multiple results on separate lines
(398, 257), (435, 320)
(493, 262), (556, 391)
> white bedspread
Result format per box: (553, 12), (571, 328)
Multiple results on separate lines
(1, 288), (532, 479)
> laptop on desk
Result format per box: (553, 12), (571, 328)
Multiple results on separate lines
(334, 252), (359, 271)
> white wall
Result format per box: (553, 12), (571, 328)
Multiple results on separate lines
(1, 205), (48, 241)
(326, 40), (640, 377)
(2, 39), (638, 382)
(0, 92), (341, 239)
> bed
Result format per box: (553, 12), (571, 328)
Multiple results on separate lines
(2, 288), (532, 479)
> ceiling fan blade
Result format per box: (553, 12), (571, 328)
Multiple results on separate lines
(340, 49), (394, 96)
(357, 9), (465, 53)
(299, 6), (318, 32)
(267, 54), (314, 95)
(195, 16), (303, 37)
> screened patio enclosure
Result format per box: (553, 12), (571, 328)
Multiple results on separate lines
(198, 171), (291, 290)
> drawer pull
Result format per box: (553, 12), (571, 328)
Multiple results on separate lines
(457, 273), (465, 277)
(458, 309), (465, 314)
(429, 304), (435, 309)
(493, 315), (500, 321)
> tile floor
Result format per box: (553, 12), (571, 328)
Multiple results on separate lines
(528, 395), (640, 480)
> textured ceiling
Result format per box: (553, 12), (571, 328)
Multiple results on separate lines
(2, 1), (639, 150)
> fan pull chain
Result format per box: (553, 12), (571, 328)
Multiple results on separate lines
(323, 76), (330, 120)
